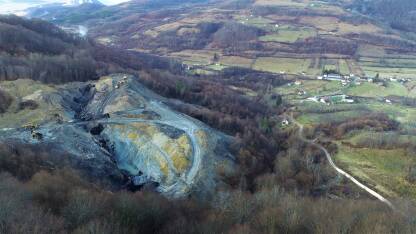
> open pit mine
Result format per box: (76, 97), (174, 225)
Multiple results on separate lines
(0, 74), (236, 198)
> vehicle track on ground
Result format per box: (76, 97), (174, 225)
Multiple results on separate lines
(285, 114), (395, 210)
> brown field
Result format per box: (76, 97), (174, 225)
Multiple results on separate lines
(169, 49), (222, 65)
(111, 0), (416, 78)
(299, 16), (339, 32)
(337, 22), (382, 35)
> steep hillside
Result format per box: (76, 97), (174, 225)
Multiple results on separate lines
(27, 1), (105, 24)
(350, 0), (416, 33)
(0, 15), (98, 83)
(0, 74), (236, 197)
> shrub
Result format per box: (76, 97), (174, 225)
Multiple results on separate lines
(0, 90), (12, 113)
(28, 169), (90, 214)
(62, 189), (106, 230)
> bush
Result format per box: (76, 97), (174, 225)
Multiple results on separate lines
(0, 90), (12, 113)
(109, 192), (171, 233)
(0, 143), (70, 180)
(62, 189), (106, 230)
(0, 168), (414, 233)
(17, 100), (39, 111)
(28, 169), (90, 214)
(0, 173), (65, 234)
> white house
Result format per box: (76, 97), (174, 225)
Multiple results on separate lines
(326, 74), (343, 81)
(306, 97), (319, 103)
(282, 119), (289, 126)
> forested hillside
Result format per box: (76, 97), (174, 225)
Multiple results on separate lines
(351, 0), (416, 32)
(0, 15), (98, 83)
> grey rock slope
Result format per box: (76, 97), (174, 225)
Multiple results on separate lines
(0, 74), (235, 198)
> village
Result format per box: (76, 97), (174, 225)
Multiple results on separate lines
(284, 71), (411, 106)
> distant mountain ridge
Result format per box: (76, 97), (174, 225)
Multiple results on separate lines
(27, 0), (211, 23)
(26, 0), (105, 23)
(0, 0), (104, 16)
(66, 0), (102, 6)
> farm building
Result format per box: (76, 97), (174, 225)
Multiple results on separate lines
(324, 74), (343, 81)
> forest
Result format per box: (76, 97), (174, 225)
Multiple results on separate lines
(0, 15), (98, 83)
(350, 0), (416, 33)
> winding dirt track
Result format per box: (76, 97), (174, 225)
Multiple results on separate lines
(286, 114), (395, 210)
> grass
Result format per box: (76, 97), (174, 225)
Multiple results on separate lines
(347, 131), (416, 146)
(346, 82), (414, 98)
(170, 50), (216, 65)
(360, 65), (416, 78)
(324, 64), (337, 71)
(240, 16), (274, 25)
(286, 78), (416, 199)
(359, 57), (416, 67)
(219, 56), (253, 68)
(339, 59), (350, 75)
(299, 16), (339, 32)
(274, 80), (341, 97)
(236, 15), (276, 30)
(335, 144), (416, 198)
(259, 27), (316, 43)
(207, 63), (228, 71)
(253, 57), (312, 74)
(229, 85), (258, 97)
(187, 68), (216, 76)
(0, 79), (64, 128)
(357, 45), (386, 57)
(367, 102), (416, 124)
(297, 109), (370, 125)
(337, 22), (381, 35)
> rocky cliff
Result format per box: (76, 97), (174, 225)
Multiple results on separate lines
(0, 74), (236, 198)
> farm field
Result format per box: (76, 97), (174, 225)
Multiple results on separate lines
(253, 57), (312, 74)
(335, 144), (416, 198)
(286, 76), (416, 199)
(219, 56), (253, 68)
(360, 66), (416, 78)
(76, 0), (416, 81)
(110, 0), (416, 80)
(345, 82), (414, 98)
(259, 27), (316, 43)
(170, 50), (216, 65)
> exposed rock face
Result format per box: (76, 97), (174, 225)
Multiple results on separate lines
(0, 74), (236, 198)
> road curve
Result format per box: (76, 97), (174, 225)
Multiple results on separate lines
(63, 100), (203, 191)
(285, 114), (395, 210)
(148, 100), (202, 186)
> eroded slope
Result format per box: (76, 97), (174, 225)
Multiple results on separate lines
(0, 74), (235, 197)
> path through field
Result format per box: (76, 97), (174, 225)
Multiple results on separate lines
(285, 114), (395, 210)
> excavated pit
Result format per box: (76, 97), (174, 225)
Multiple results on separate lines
(0, 74), (236, 198)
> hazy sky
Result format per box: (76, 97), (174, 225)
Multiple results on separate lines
(98, 0), (128, 4)
(0, 0), (129, 15)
